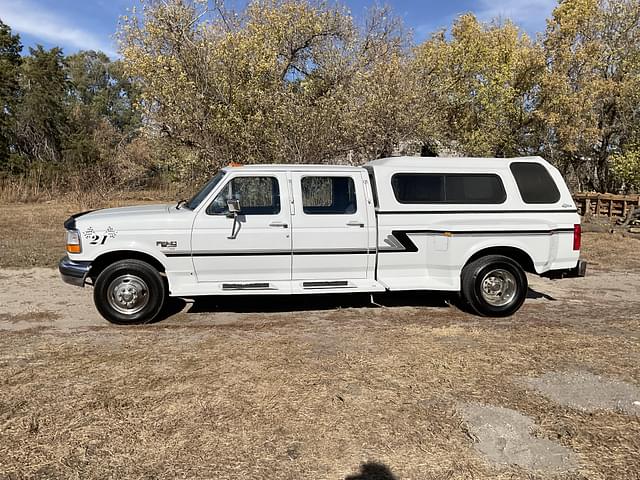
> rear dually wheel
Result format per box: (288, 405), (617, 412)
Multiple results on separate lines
(461, 254), (528, 317)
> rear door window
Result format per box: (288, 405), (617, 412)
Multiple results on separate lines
(301, 176), (357, 214)
(391, 173), (505, 204)
(510, 162), (560, 204)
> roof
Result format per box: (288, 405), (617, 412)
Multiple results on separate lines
(221, 156), (549, 173)
(223, 164), (363, 172)
(365, 156), (548, 170)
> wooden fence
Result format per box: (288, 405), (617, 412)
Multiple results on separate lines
(573, 193), (640, 218)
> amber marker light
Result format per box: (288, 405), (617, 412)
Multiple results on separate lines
(66, 229), (82, 254)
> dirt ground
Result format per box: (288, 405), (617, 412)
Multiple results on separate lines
(1, 201), (640, 480)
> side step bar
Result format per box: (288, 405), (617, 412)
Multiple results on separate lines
(222, 282), (272, 290)
(302, 280), (351, 289)
(222, 280), (358, 291)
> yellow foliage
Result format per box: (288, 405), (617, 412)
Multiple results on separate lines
(117, 0), (640, 192)
(412, 14), (544, 157)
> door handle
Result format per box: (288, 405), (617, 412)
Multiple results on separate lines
(346, 221), (365, 227)
(269, 221), (288, 228)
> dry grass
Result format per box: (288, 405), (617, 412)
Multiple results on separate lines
(580, 232), (640, 271)
(1, 300), (639, 479)
(0, 311), (60, 324)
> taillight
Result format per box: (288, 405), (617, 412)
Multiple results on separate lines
(573, 224), (581, 251)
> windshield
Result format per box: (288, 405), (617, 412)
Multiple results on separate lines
(185, 171), (226, 210)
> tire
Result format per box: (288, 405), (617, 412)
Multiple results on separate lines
(93, 259), (166, 325)
(461, 255), (527, 317)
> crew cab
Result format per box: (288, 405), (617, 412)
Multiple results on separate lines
(60, 156), (586, 324)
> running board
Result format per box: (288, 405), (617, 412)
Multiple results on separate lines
(302, 280), (352, 289)
(222, 282), (273, 291)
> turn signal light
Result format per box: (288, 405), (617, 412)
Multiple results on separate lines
(573, 224), (581, 251)
(66, 229), (82, 254)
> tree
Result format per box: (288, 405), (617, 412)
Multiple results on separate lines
(63, 51), (142, 169)
(12, 46), (69, 172)
(538, 0), (640, 191)
(117, 0), (414, 179)
(0, 19), (22, 166)
(609, 147), (640, 193)
(66, 51), (140, 134)
(412, 14), (545, 158)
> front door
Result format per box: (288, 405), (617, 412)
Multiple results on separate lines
(191, 173), (291, 284)
(290, 171), (371, 281)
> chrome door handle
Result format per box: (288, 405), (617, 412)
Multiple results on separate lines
(346, 221), (365, 227)
(269, 221), (288, 228)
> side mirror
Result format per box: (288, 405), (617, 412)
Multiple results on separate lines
(227, 199), (241, 216)
(226, 199), (241, 239)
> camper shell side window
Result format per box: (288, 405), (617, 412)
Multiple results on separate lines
(391, 173), (507, 204)
(509, 162), (561, 204)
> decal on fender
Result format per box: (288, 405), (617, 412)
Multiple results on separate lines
(83, 226), (118, 246)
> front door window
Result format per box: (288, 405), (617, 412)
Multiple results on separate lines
(208, 176), (281, 215)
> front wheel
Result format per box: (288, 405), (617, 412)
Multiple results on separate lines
(461, 255), (528, 317)
(93, 259), (166, 324)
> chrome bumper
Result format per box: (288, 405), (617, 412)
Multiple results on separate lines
(59, 256), (92, 287)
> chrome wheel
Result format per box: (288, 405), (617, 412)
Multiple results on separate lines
(480, 269), (517, 307)
(107, 274), (149, 315)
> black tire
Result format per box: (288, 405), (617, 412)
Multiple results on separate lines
(461, 255), (527, 317)
(93, 259), (166, 325)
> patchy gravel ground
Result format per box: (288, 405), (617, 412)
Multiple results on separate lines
(1, 200), (639, 480)
(521, 371), (640, 415)
(459, 402), (578, 473)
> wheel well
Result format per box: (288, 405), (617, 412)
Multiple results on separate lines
(88, 250), (166, 282)
(465, 246), (536, 274)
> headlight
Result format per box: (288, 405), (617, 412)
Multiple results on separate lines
(66, 229), (82, 254)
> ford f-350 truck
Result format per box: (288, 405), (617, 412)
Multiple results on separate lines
(60, 156), (586, 324)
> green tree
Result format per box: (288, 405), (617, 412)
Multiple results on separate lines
(63, 51), (142, 169)
(0, 19), (22, 166)
(12, 46), (69, 172)
(609, 147), (640, 192)
(66, 51), (140, 134)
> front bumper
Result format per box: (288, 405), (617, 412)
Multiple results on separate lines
(59, 256), (92, 287)
(542, 259), (587, 279)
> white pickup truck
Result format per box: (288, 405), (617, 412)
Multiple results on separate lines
(60, 156), (586, 324)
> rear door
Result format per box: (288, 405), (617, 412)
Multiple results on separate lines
(191, 172), (291, 283)
(289, 171), (371, 281)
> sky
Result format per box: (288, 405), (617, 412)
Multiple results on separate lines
(0, 0), (558, 59)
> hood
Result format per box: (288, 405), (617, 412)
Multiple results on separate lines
(80, 204), (172, 221)
(68, 203), (192, 232)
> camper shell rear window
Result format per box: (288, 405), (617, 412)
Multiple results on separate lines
(509, 162), (560, 204)
(391, 173), (506, 204)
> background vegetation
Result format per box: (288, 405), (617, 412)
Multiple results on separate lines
(0, 0), (639, 200)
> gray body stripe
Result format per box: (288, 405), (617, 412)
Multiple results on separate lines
(164, 228), (574, 257)
(376, 209), (578, 215)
